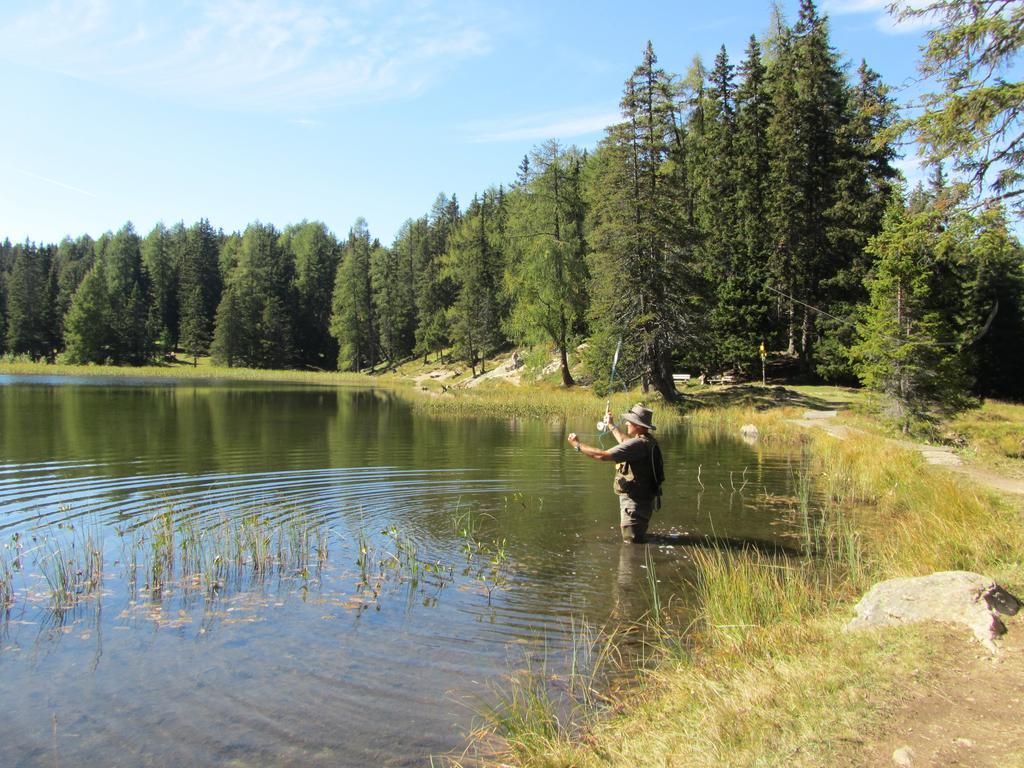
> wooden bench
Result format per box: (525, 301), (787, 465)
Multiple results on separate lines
(672, 373), (691, 383)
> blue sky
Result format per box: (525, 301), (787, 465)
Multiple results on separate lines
(0, 0), (937, 246)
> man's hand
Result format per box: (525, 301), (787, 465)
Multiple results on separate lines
(567, 432), (580, 447)
(603, 411), (614, 427)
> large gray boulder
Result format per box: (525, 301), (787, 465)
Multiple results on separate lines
(845, 571), (1019, 652)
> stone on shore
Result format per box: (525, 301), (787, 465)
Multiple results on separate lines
(845, 571), (1020, 652)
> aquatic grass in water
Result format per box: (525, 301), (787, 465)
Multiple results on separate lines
(32, 519), (105, 614)
(0, 538), (17, 609)
(466, 618), (624, 766)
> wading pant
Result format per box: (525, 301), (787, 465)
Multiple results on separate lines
(619, 496), (653, 544)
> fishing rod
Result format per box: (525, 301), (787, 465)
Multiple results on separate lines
(596, 336), (623, 445)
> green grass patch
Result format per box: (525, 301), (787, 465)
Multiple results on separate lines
(0, 359), (400, 389)
(948, 399), (1024, 465)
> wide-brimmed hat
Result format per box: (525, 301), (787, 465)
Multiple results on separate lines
(622, 404), (656, 431)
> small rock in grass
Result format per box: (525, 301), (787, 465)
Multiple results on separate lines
(892, 746), (915, 766)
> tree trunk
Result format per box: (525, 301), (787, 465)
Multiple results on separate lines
(558, 317), (575, 388)
(787, 299), (797, 355)
(559, 346), (574, 387)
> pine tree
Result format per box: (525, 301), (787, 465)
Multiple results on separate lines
(0, 270), (6, 355)
(730, 34), (776, 371)
(177, 219), (222, 359)
(413, 195), (459, 362)
(697, 45), (767, 374)
(960, 204), (1024, 399)
(101, 224), (156, 365)
(815, 60), (899, 380)
(894, 0), (1024, 214)
(64, 261), (113, 364)
(851, 190), (974, 432)
(211, 222), (294, 368)
(52, 235), (94, 348)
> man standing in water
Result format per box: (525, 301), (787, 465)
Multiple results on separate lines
(567, 404), (664, 543)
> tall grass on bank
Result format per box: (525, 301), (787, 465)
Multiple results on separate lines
(462, 618), (624, 767)
(685, 404), (805, 444)
(812, 432), (1024, 580)
(402, 381), (686, 432)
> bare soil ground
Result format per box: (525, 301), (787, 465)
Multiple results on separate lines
(855, 616), (1024, 767)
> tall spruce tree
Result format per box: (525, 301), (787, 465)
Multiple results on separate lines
(961, 203), (1024, 399)
(730, 34), (776, 370)
(282, 221), (339, 368)
(814, 60), (899, 380)
(852, 189), (975, 431)
(585, 42), (700, 399)
(211, 222), (294, 368)
(141, 223), (179, 352)
(413, 195), (459, 362)
(329, 219), (377, 371)
(95, 224), (155, 365)
(178, 219), (222, 359)
(5, 242), (55, 360)
(64, 260), (113, 364)
(894, 0), (1024, 215)
(372, 229), (416, 366)
(697, 46), (764, 373)
(445, 191), (506, 376)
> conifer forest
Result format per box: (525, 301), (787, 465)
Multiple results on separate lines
(3, 0), (1023, 412)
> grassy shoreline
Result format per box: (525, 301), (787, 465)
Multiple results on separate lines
(457, 418), (1024, 767)
(4, 359), (1023, 766)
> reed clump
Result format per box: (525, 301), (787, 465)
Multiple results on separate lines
(125, 511), (333, 597)
(33, 519), (105, 614)
(0, 537), (18, 609)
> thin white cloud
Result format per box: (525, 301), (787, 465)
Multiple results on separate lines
(824, 0), (888, 13)
(18, 168), (97, 198)
(824, 0), (937, 35)
(469, 110), (621, 144)
(0, 0), (493, 110)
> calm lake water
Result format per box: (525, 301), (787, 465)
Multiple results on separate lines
(0, 376), (808, 767)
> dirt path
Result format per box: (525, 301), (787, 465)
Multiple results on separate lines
(789, 410), (1024, 496)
